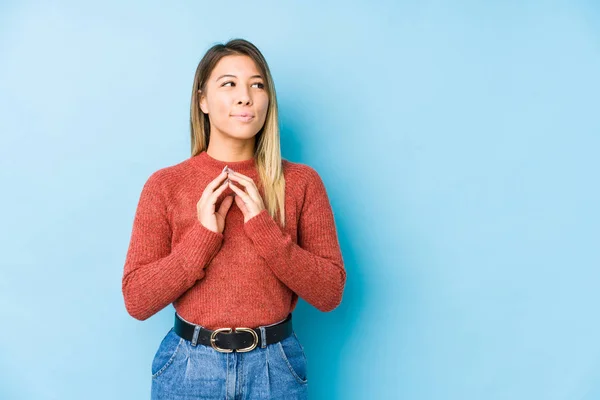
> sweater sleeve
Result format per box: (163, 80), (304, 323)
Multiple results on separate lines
(243, 167), (346, 312)
(121, 171), (224, 321)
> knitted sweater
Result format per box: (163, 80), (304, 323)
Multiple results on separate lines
(121, 150), (346, 329)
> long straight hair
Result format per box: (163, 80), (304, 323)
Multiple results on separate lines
(189, 39), (286, 228)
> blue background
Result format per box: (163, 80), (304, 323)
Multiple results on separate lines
(1, 1), (599, 399)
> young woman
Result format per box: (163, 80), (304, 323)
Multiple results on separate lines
(121, 38), (346, 399)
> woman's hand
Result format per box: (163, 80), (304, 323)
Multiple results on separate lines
(196, 170), (234, 234)
(227, 170), (266, 223)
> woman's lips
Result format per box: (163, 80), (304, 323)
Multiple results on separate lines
(231, 115), (255, 122)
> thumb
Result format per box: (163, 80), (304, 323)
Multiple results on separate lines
(217, 195), (234, 216)
(234, 193), (247, 214)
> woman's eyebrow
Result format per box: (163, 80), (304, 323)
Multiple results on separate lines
(216, 74), (263, 81)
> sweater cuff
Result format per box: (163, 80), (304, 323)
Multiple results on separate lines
(243, 209), (286, 260)
(175, 220), (224, 276)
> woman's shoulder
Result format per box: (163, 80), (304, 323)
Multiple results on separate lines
(282, 158), (326, 191)
(140, 157), (197, 191)
(282, 158), (320, 177)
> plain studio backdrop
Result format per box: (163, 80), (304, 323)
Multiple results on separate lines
(1, 1), (599, 399)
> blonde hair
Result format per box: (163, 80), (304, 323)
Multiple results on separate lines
(189, 39), (286, 228)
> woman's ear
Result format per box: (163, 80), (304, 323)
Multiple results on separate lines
(198, 89), (208, 114)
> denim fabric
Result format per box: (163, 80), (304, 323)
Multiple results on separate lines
(150, 326), (308, 399)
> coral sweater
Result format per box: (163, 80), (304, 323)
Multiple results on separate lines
(121, 150), (346, 329)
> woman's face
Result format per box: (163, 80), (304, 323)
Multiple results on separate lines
(199, 55), (269, 140)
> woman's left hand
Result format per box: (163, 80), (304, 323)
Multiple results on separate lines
(227, 170), (266, 223)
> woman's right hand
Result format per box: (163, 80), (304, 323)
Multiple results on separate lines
(197, 170), (234, 234)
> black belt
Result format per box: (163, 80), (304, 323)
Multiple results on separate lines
(173, 312), (293, 353)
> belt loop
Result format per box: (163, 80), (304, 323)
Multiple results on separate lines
(191, 325), (201, 346)
(259, 326), (267, 348)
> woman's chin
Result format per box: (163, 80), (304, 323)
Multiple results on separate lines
(224, 128), (261, 139)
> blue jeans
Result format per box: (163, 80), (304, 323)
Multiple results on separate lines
(150, 321), (309, 399)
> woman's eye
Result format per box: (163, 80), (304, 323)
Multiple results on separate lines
(221, 81), (264, 88)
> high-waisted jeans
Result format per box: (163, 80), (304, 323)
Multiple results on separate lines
(150, 323), (309, 399)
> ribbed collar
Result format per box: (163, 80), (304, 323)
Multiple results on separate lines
(190, 150), (259, 177)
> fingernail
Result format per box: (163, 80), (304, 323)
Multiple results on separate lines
(222, 165), (229, 173)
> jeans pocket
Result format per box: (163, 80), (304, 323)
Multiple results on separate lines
(277, 331), (308, 385)
(151, 328), (184, 379)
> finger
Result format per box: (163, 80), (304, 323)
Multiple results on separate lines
(228, 170), (251, 180)
(210, 170), (229, 187)
(200, 171), (229, 204)
(217, 195), (234, 217)
(234, 192), (248, 214)
(227, 173), (261, 201)
(228, 181), (253, 205)
(203, 179), (230, 210)
(202, 171), (229, 197)
(211, 179), (230, 202)
(227, 171), (254, 185)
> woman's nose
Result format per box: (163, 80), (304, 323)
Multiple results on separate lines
(237, 87), (252, 104)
